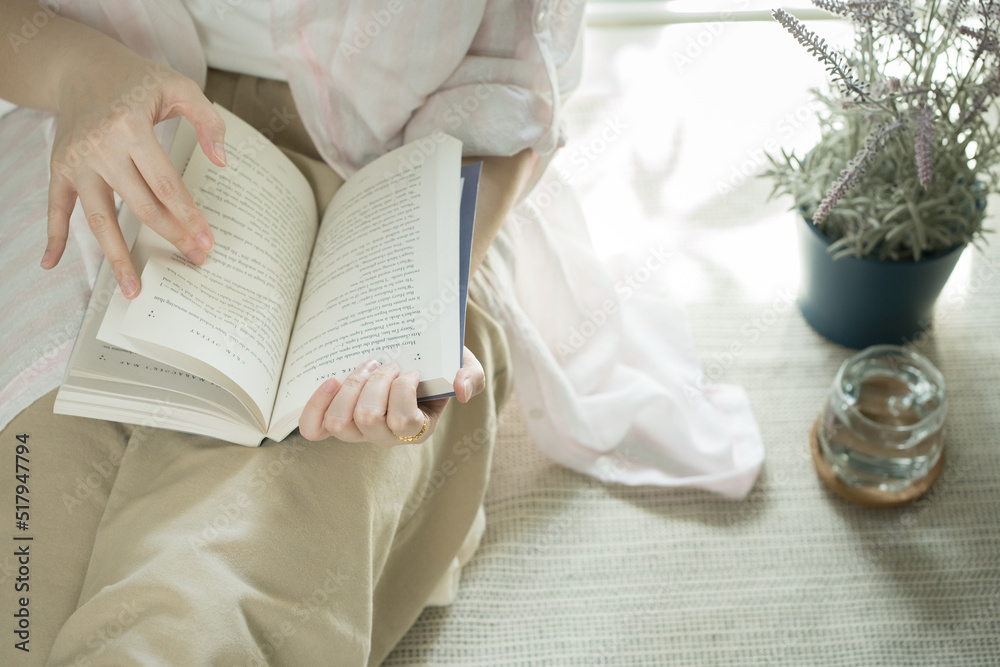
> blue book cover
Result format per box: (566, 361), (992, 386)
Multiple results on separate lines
(420, 161), (482, 401)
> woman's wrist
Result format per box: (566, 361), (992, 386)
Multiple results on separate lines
(52, 23), (152, 114)
(0, 1), (138, 112)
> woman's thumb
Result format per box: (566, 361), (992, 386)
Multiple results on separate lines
(194, 104), (227, 167)
(170, 83), (228, 167)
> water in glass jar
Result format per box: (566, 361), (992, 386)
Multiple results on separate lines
(819, 351), (946, 492)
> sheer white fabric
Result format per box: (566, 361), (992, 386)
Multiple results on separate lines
(471, 168), (764, 497)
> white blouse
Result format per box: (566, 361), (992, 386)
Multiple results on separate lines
(181, 0), (287, 81)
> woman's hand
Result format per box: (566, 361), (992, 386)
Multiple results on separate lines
(0, 2), (227, 298)
(299, 347), (486, 447)
(42, 45), (227, 298)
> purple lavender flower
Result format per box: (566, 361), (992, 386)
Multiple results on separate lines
(773, 8), (869, 101)
(813, 122), (902, 225)
(913, 105), (935, 190)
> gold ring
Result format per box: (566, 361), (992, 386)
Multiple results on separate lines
(392, 416), (427, 442)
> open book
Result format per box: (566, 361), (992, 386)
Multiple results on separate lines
(54, 105), (480, 446)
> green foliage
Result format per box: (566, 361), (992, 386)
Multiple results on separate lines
(766, 1), (1000, 261)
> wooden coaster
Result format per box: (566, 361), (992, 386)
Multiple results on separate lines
(809, 418), (944, 509)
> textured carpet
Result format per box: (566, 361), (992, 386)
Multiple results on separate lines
(386, 21), (1000, 667)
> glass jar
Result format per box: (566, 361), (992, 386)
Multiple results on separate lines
(818, 345), (946, 493)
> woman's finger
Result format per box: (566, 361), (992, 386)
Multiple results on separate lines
(42, 171), (77, 269)
(454, 346), (486, 403)
(163, 77), (228, 168)
(76, 175), (140, 298)
(420, 397), (451, 422)
(321, 359), (379, 442)
(130, 133), (214, 254)
(102, 157), (208, 264)
(386, 370), (429, 444)
(354, 362), (401, 446)
(299, 377), (341, 441)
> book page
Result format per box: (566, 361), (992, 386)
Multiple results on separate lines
(56, 118), (265, 442)
(268, 136), (462, 434)
(75, 257), (259, 428)
(103, 106), (318, 425)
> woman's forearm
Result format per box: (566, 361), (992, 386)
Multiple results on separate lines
(0, 0), (139, 111)
(464, 147), (534, 278)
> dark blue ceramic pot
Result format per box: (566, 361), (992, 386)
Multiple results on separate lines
(796, 216), (966, 349)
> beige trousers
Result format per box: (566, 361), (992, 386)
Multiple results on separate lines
(0, 70), (511, 666)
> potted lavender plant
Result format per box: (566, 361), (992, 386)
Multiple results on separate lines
(766, 1), (999, 348)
